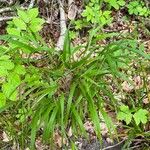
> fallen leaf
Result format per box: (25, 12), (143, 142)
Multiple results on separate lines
(84, 121), (94, 133)
(106, 137), (113, 144)
(54, 131), (66, 148)
(122, 81), (134, 92)
(68, 127), (73, 137)
(100, 122), (108, 136)
(143, 98), (149, 104)
(2, 132), (10, 142)
(133, 76), (143, 89)
(68, 2), (77, 20)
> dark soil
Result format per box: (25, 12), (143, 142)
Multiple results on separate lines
(81, 138), (125, 150)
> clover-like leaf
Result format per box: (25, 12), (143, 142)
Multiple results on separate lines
(133, 109), (149, 125)
(117, 105), (133, 125)
(118, 0), (125, 6)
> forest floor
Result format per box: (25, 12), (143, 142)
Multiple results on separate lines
(0, 0), (150, 150)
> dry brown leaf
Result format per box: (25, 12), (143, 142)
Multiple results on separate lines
(68, 127), (73, 137)
(106, 137), (113, 144)
(100, 122), (108, 136)
(143, 98), (149, 104)
(68, 2), (77, 20)
(54, 131), (66, 148)
(84, 121), (94, 133)
(35, 138), (46, 150)
(54, 132), (62, 148)
(2, 132), (10, 142)
(133, 76), (143, 89)
(122, 81), (134, 92)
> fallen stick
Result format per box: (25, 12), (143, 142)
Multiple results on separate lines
(0, 16), (13, 22)
(0, 0), (14, 5)
(55, 0), (67, 51)
(0, 7), (12, 13)
(28, 0), (35, 9)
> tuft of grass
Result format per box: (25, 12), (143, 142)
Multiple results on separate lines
(0, 7), (150, 149)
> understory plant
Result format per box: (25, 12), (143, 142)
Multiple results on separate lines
(74, 0), (149, 31)
(0, 6), (150, 150)
(127, 0), (150, 17)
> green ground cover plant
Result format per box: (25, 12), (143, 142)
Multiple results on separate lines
(0, 0), (150, 149)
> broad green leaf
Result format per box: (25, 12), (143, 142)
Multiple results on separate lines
(0, 55), (14, 76)
(2, 82), (18, 101)
(28, 8), (39, 19)
(0, 60), (14, 70)
(30, 18), (45, 32)
(118, 0), (125, 6)
(0, 93), (6, 108)
(8, 73), (21, 85)
(117, 105), (132, 125)
(17, 9), (29, 23)
(7, 28), (20, 36)
(13, 18), (26, 30)
(133, 109), (148, 125)
(13, 65), (26, 75)
(110, 0), (119, 9)
(0, 66), (8, 76)
(0, 55), (10, 60)
(120, 105), (130, 112)
(2, 74), (21, 101)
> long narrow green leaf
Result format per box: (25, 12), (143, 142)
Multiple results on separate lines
(43, 105), (59, 142)
(72, 106), (87, 136)
(31, 110), (42, 150)
(97, 96), (117, 139)
(62, 30), (71, 67)
(65, 83), (76, 125)
(79, 80), (101, 139)
(60, 94), (66, 138)
(0, 35), (36, 52)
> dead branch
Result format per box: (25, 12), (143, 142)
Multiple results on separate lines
(0, 0), (14, 5)
(0, 16), (13, 22)
(28, 0), (35, 9)
(0, 7), (12, 13)
(55, 0), (67, 51)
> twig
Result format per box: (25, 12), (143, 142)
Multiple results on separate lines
(0, 7), (12, 13)
(102, 139), (126, 150)
(0, 0), (8, 3)
(0, 16), (13, 22)
(55, 0), (67, 51)
(28, 0), (35, 9)
(0, 0), (14, 5)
